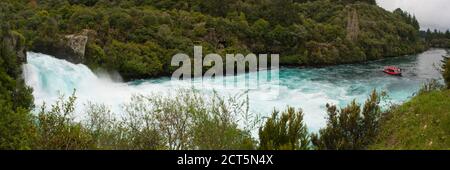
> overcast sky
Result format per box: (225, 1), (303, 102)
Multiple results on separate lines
(376, 0), (450, 31)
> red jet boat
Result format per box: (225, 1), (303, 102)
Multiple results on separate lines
(383, 66), (402, 76)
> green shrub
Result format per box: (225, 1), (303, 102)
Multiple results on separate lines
(190, 92), (257, 150)
(17, 88), (258, 150)
(258, 107), (310, 150)
(123, 89), (257, 150)
(311, 90), (383, 150)
(0, 100), (36, 150)
(85, 42), (106, 68)
(0, 30), (36, 150)
(105, 40), (163, 80)
(35, 92), (95, 150)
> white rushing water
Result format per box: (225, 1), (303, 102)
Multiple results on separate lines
(22, 49), (445, 131)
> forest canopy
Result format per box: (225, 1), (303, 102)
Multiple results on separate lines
(0, 0), (425, 80)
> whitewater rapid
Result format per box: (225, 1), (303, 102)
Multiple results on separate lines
(22, 50), (445, 131)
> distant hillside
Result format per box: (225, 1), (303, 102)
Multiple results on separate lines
(371, 90), (450, 150)
(0, 0), (425, 80)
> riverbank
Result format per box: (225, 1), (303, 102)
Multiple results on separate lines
(371, 89), (450, 149)
(1, 0), (426, 81)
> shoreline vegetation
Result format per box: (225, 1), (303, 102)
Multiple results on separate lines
(1, 0), (428, 80)
(3, 77), (450, 150)
(1, 0), (450, 150)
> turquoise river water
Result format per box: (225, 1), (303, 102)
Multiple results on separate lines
(23, 49), (446, 131)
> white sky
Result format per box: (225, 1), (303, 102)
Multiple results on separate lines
(376, 0), (450, 31)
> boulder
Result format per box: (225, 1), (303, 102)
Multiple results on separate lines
(61, 29), (97, 63)
(32, 29), (96, 64)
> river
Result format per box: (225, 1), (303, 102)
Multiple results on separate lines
(22, 49), (446, 131)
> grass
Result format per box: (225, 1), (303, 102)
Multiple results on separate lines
(370, 90), (450, 150)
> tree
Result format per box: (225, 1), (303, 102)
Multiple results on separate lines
(412, 15), (420, 30)
(258, 107), (310, 150)
(426, 29), (432, 41)
(68, 0), (99, 6)
(0, 29), (36, 149)
(35, 92), (95, 149)
(197, 0), (233, 17)
(108, 11), (133, 31)
(342, 0), (376, 5)
(105, 40), (163, 80)
(0, 99), (36, 149)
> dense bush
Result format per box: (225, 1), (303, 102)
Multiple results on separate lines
(123, 90), (258, 150)
(311, 90), (384, 150)
(0, 100), (36, 149)
(421, 29), (450, 48)
(105, 40), (164, 80)
(0, 0), (425, 79)
(0, 28), (35, 149)
(13, 88), (387, 150)
(258, 107), (310, 150)
(35, 92), (95, 149)
(14, 89), (257, 150)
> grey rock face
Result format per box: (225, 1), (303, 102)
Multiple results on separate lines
(32, 29), (95, 64)
(64, 33), (88, 62)
(2, 31), (27, 64)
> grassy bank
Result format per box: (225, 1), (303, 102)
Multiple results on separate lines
(371, 90), (450, 150)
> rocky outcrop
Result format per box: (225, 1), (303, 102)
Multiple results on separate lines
(32, 29), (95, 64)
(65, 35), (88, 62)
(346, 8), (360, 41)
(61, 29), (97, 63)
(2, 31), (27, 64)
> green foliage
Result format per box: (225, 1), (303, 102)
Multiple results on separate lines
(311, 90), (383, 150)
(1, 0), (425, 78)
(258, 107), (310, 150)
(85, 102), (164, 150)
(35, 92), (95, 149)
(108, 11), (133, 31)
(421, 29), (450, 48)
(14, 89), (257, 150)
(0, 100), (36, 150)
(84, 42), (106, 68)
(123, 89), (257, 150)
(0, 29), (35, 150)
(371, 90), (450, 149)
(69, 7), (103, 31)
(189, 92), (257, 150)
(393, 8), (420, 30)
(105, 40), (163, 80)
